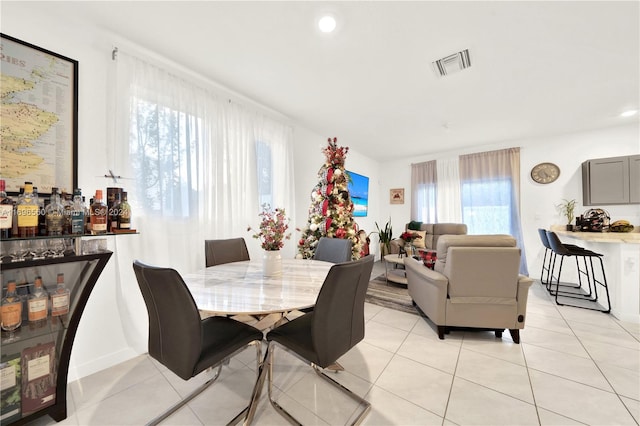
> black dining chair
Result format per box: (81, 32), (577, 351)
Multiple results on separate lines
(244, 255), (374, 425)
(205, 237), (250, 267)
(133, 260), (263, 426)
(313, 236), (353, 263)
(537, 229), (584, 292)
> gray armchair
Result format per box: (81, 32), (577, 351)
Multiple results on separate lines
(405, 234), (533, 343)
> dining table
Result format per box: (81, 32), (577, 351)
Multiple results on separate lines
(182, 258), (334, 330)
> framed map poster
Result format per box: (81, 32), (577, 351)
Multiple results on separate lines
(0, 33), (78, 196)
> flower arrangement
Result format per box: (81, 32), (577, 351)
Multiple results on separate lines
(248, 204), (291, 251)
(400, 231), (422, 244)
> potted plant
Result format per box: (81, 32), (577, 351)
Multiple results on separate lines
(556, 199), (576, 231)
(373, 219), (393, 256)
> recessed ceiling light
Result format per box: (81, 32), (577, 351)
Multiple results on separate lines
(432, 49), (471, 77)
(318, 15), (337, 33)
(620, 109), (638, 117)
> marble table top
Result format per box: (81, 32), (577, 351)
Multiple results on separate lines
(182, 259), (334, 315)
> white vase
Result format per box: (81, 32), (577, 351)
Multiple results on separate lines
(263, 250), (282, 277)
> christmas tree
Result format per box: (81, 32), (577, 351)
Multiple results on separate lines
(297, 137), (363, 259)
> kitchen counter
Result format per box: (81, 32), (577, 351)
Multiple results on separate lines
(554, 228), (640, 323)
(554, 230), (640, 244)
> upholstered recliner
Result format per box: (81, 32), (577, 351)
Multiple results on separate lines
(404, 234), (533, 343)
(390, 222), (467, 255)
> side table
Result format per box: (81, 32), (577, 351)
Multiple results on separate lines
(383, 254), (408, 285)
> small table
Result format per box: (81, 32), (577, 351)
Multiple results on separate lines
(383, 254), (408, 285)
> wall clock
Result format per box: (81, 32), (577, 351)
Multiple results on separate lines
(531, 162), (560, 184)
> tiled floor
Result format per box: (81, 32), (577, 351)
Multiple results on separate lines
(30, 263), (639, 426)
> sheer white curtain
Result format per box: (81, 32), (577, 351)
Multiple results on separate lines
(112, 50), (295, 272)
(459, 148), (528, 275)
(411, 161), (438, 223)
(436, 157), (462, 222)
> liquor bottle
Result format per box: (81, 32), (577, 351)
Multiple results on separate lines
(90, 190), (108, 235)
(35, 186), (47, 236)
(27, 276), (48, 323)
(70, 189), (85, 235)
(109, 191), (121, 232)
(11, 186), (22, 237)
(1, 281), (22, 331)
(61, 190), (73, 234)
(50, 273), (70, 317)
(17, 182), (39, 237)
(0, 179), (14, 239)
(45, 187), (65, 236)
(118, 192), (131, 230)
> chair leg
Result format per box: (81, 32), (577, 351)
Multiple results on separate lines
(495, 329), (503, 339)
(266, 343), (371, 426)
(509, 329), (520, 344)
(437, 325), (446, 340)
(147, 340), (262, 426)
(147, 364), (222, 426)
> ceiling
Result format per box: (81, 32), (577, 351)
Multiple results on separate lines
(34, 1), (640, 160)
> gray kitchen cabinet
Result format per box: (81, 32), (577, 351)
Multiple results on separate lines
(582, 154), (639, 205)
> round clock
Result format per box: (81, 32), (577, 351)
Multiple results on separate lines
(531, 162), (560, 184)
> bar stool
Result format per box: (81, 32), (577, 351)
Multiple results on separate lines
(537, 229), (584, 293)
(545, 231), (611, 313)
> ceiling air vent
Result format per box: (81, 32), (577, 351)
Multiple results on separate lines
(432, 49), (471, 77)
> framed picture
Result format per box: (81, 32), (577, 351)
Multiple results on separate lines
(0, 33), (78, 196)
(390, 188), (404, 204)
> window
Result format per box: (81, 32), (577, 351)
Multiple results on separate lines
(461, 179), (512, 235)
(130, 96), (203, 217)
(255, 140), (272, 207)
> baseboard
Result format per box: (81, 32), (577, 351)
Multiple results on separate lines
(67, 347), (141, 383)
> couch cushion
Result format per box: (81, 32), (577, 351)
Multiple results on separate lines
(412, 230), (427, 248)
(408, 221), (423, 231)
(435, 234), (516, 273)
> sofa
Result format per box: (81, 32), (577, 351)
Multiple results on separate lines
(389, 222), (467, 255)
(404, 234), (533, 343)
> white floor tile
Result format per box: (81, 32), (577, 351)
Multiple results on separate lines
(455, 348), (534, 404)
(537, 407), (584, 425)
(519, 326), (590, 358)
(396, 332), (461, 374)
(363, 385), (444, 425)
(444, 377), (539, 425)
(374, 355), (453, 417)
(522, 343), (613, 391)
(596, 360), (640, 400)
(368, 306), (419, 331)
(580, 337), (640, 371)
(620, 395), (640, 424)
(460, 332), (527, 365)
(529, 369), (637, 425)
(362, 320), (410, 353)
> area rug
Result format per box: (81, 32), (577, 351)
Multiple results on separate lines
(366, 274), (417, 314)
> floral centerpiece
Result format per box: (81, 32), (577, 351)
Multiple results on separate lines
(248, 204), (291, 251)
(400, 231), (422, 244)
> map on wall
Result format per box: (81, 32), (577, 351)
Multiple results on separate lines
(0, 34), (77, 195)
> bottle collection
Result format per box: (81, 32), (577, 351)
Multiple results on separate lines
(0, 180), (133, 240)
(1, 273), (70, 335)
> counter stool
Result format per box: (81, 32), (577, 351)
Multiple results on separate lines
(537, 229), (584, 293)
(545, 231), (611, 313)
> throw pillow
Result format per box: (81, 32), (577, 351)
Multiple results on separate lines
(412, 230), (426, 248)
(420, 250), (437, 270)
(408, 220), (423, 231)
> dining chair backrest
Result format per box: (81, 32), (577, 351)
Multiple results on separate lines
(313, 237), (353, 263)
(205, 237), (250, 267)
(133, 260), (202, 380)
(311, 255), (374, 367)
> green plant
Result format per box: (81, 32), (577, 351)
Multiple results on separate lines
(373, 219), (393, 253)
(556, 199), (576, 225)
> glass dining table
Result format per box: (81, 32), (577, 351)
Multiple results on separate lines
(182, 258), (334, 330)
